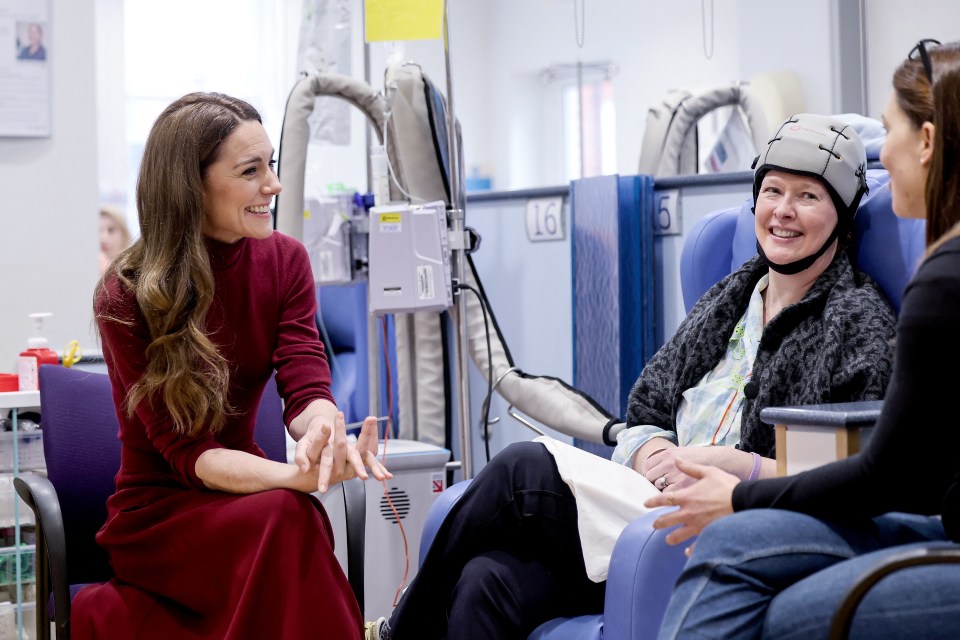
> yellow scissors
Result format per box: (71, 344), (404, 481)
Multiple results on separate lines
(62, 340), (82, 368)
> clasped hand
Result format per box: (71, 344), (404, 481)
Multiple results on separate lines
(641, 445), (741, 491)
(295, 412), (392, 493)
(643, 457), (739, 550)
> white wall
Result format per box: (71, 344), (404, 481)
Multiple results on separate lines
(0, 0), (99, 371)
(865, 0), (960, 117)
(95, 0), (126, 207)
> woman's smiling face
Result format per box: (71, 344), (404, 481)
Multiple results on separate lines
(754, 170), (839, 267)
(201, 120), (281, 243)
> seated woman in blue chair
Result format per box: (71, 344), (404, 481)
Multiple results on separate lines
(366, 114), (898, 640)
(80, 92), (391, 639)
(646, 38), (960, 640)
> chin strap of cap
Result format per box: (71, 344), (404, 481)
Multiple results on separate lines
(756, 223), (841, 275)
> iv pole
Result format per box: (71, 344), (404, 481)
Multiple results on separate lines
(440, 1), (474, 480)
(361, 1), (382, 426)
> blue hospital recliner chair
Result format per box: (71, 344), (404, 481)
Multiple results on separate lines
(418, 169), (926, 639)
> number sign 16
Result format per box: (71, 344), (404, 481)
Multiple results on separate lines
(525, 196), (565, 242)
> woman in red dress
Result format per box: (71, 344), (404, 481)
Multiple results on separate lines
(75, 91), (390, 639)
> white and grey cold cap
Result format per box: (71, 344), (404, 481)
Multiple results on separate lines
(752, 113), (868, 222)
(752, 114), (870, 275)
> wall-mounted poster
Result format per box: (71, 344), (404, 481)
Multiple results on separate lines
(0, 0), (51, 137)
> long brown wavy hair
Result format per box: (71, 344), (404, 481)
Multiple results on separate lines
(95, 92), (263, 436)
(891, 41), (960, 255)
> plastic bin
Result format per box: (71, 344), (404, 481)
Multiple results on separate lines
(0, 480), (34, 529)
(0, 599), (35, 640)
(0, 545), (34, 589)
(0, 432), (44, 474)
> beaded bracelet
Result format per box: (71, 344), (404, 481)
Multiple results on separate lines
(748, 452), (762, 481)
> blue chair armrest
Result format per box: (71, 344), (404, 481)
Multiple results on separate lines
(603, 507), (688, 640)
(418, 479), (473, 563)
(529, 614), (603, 639)
(529, 506), (688, 640)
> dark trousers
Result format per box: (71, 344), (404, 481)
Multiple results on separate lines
(389, 441), (606, 640)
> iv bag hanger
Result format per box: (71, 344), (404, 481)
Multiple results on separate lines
(539, 61), (619, 179)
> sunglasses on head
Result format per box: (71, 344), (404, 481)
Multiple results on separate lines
(909, 38), (941, 83)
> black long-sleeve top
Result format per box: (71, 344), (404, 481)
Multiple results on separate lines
(734, 236), (960, 541)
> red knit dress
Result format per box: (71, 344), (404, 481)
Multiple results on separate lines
(72, 233), (362, 639)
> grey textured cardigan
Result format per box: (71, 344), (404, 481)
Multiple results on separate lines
(625, 251), (897, 457)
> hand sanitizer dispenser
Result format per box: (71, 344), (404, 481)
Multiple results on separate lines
(18, 312), (59, 391)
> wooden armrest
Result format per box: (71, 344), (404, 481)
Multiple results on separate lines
(760, 401), (882, 476)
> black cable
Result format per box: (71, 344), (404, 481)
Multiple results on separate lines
(455, 282), (494, 463)
(439, 311), (454, 487)
(380, 315), (394, 438)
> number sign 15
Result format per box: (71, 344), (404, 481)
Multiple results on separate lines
(525, 196), (565, 242)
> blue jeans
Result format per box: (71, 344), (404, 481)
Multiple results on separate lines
(658, 509), (958, 640)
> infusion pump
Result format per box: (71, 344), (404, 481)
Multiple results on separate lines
(302, 196), (453, 315)
(367, 201), (453, 315)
